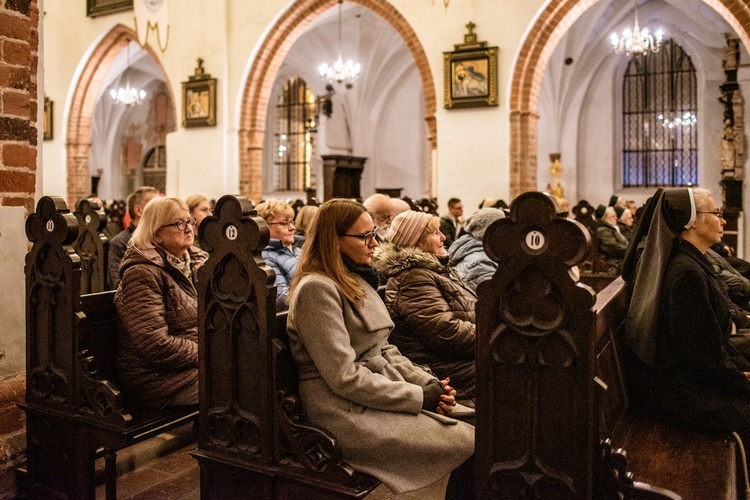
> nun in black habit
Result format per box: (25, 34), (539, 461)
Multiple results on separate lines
(621, 187), (750, 434)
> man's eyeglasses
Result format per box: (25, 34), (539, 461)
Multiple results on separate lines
(161, 217), (197, 231)
(697, 210), (724, 219)
(340, 227), (378, 246)
(268, 220), (295, 228)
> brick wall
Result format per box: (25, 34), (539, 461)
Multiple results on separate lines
(1, 0), (37, 214)
(0, 0), (39, 496)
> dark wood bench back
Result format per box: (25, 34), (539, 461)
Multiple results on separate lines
(475, 191), (598, 498)
(74, 197), (109, 294)
(25, 196), (81, 411)
(475, 192), (679, 499)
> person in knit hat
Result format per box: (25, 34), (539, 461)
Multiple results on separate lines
(373, 210), (478, 406)
(596, 205), (629, 271)
(448, 208), (505, 292)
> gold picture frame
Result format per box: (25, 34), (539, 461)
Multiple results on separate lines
(43, 97), (53, 141)
(182, 58), (217, 128)
(444, 22), (498, 109)
(86, 0), (132, 18)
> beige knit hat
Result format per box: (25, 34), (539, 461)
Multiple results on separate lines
(388, 210), (433, 247)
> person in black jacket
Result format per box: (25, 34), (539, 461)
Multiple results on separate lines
(623, 187), (750, 435)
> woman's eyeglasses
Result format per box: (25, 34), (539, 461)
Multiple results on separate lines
(697, 211), (724, 219)
(340, 227), (378, 246)
(268, 220), (295, 228)
(161, 217), (197, 231)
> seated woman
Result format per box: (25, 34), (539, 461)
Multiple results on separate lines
(293, 204), (319, 237)
(186, 194), (212, 248)
(371, 210), (477, 404)
(287, 199), (474, 499)
(114, 197), (208, 408)
(448, 207), (505, 292)
(257, 198), (304, 311)
(623, 187), (750, 435)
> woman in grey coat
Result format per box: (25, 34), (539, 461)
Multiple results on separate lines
(287, 199), (474, 498)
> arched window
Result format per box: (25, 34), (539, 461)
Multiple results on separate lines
(273, 77), (317, 191)
(621, 40), (698, 187)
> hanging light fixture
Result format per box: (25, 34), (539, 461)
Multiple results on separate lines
(318, 0), (361, 89)
(110, 40), (147, 106)
(610, 0), (663, 57)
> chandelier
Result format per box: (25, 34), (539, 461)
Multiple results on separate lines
(610, 0), (663, 57)
(658, 112), (697, 128)
(318, 0), (361, 89)
(110, 41), (147, 106)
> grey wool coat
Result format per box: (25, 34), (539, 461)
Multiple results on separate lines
(287, 273), (474, 494)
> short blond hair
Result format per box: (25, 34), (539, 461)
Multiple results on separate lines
(256, 199), (294, 222)
(131, 197), (188, 250)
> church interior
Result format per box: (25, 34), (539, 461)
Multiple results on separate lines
(2, 0), (750, 497)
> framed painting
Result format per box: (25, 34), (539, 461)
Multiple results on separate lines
(182, 59), (217, 128)
(86, 0), (132, 17)
(43, 97), (53, 141)
(443, 22), (498, 109)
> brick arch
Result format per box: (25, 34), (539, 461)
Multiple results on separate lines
(66, 24), (176, 206)
(509, 0), (750, 198)
(237, 0), (436, 202)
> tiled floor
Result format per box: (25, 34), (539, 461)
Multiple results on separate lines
(96, 427), (445, 499)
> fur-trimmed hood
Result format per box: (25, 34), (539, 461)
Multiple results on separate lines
(372, 242), (449, 278)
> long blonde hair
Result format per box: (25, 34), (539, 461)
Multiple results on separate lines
(290, 199), (367, 305)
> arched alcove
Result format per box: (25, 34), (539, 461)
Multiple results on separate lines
(65, 24), (177, 205)
(509, 0), (750, 198)
(237, 0), (437, 203)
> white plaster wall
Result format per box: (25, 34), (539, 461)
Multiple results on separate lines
(40, 0), (546, 216)
(0, 207), (28, 378)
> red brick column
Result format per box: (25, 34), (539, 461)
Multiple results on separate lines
(0, 0), (38, 214)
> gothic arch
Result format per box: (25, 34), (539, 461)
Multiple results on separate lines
(66, 24), (176, 206)
(509, 0), (750, 198)
(237, 0), (437, 203)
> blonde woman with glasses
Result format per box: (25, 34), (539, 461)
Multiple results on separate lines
(257, 198), (304, 311)
(114, 197), (207, 409)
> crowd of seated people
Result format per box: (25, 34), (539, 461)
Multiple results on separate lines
(90, 183), (750, 497)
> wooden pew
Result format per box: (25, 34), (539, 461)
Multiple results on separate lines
(191, 194), (380, 499)
(572, 199), (620, 292)
(475, 191), (679, 498)
(595, 278), (738, 499)
(74, 197), (109, 294)
(18, 196), (198, 500)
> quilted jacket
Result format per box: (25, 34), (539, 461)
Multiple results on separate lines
(262, 235), (304, 311)
(114, 243), (208, 408)
(447, 234), (498, 293)
(371, 242), (477, 401)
